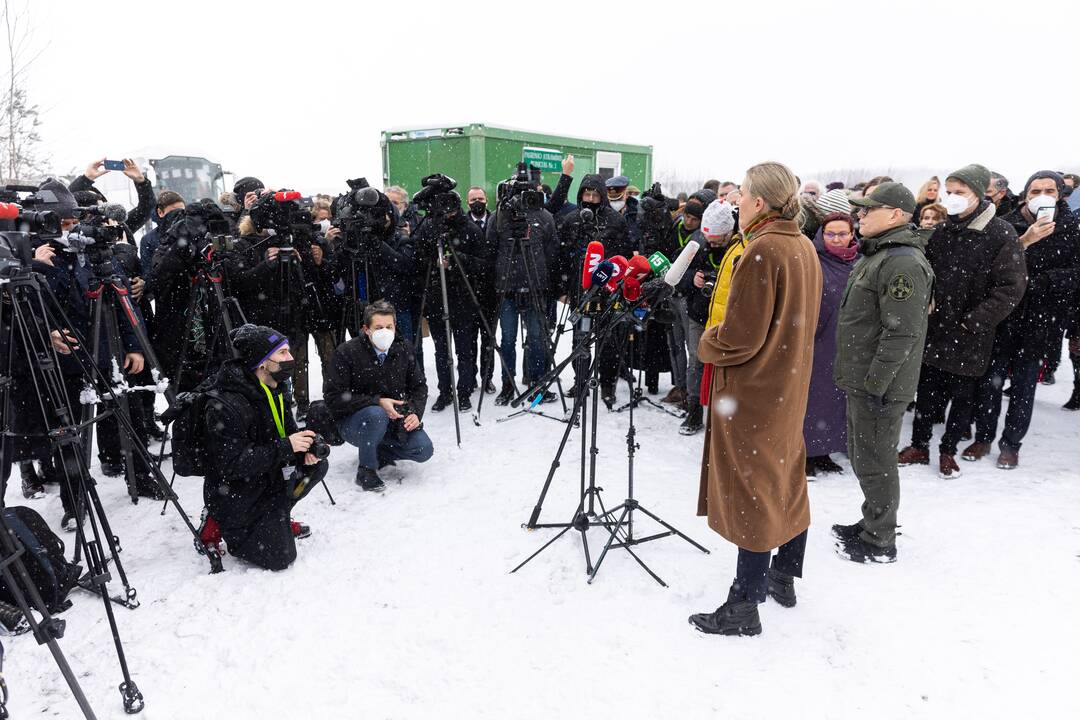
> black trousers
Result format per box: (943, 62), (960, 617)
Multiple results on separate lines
(910, 364), (976, 456)
(428, 314), (478, 397)
(730, 530), (807, 603)
(224, 460), (327, 572)
(96, 387), (152, 473)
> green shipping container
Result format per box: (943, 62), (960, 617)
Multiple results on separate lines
(380, 124), (652, 210)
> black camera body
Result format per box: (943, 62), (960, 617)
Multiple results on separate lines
(249, 190), (314, 240)
(701, 269), (718, 298)
(309, 433), (331, 461)
(497, 163), (544, 219)
(412, 173), (461, 219)
(332, 178), (390, 257)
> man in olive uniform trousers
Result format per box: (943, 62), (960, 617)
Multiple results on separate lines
(832, 183), (934, 563)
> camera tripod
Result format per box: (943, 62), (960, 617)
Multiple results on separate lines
(0, 241), (222, 714)
(0, 506), (97, 719)
(510, 295), (708, 584)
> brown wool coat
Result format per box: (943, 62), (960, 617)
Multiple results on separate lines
(696, 220), (822, 552)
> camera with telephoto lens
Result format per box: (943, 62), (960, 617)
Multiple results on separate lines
(332, 177), (391, 257)
(497, 163), (544, 219)
(700, 269), (718, 297)
(309, 433), (331, 460)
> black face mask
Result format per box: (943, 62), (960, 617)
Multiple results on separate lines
(580, 200), (601, 213)
(268, 359), (295, 383)
(469, 200), (486, 216)
(160, 208), (185, 234)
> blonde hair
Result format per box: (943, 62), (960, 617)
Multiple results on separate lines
(742, 161), (802, 225)
(916, 176), (941, 205)
(238, 214), (257, 236)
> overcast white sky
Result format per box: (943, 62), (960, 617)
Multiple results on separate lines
(25, 0), (1080, 196)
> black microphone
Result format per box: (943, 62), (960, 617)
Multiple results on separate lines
(101, 203), (128, 224)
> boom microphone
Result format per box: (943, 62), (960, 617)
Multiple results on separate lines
(581, 240), (605, 289)
(664, 240), (699, 286)
(101, 203), (128, 224)
(0, 202), (20, 220)
(274, 191), (302, 202)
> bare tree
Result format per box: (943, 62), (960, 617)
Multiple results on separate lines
(0, 0), (47, 184)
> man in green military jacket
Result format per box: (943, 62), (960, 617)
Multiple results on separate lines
(832, 182), (934, 564)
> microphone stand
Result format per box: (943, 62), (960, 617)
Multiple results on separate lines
(586, 313), (710, 586)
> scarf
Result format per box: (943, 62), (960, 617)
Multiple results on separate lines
(825, 239), (859, 262)
(741, 211), (781, 242)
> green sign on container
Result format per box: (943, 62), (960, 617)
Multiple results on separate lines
(522, 146), (563, 173)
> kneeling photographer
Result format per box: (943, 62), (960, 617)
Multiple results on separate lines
(201, 324), (328, 571)
(323, 301), (432, 493)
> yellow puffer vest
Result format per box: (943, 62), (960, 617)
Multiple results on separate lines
(705, 235), (747, 329)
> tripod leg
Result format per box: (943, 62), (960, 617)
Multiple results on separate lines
(510, 524), (574, 574)
(632, 504), (711, 554)
(434, 236), (461, 447)
(586, 504), (628, 584)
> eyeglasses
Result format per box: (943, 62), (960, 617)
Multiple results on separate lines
(857, 205), (893, 217)
(824, 231), (852, 241)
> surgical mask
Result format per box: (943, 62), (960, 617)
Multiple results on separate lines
(610, 199), (626, 212)
(318, 219), (331, 234)
(268, 359), (295, 383)
(370, 328), (395, 352)
(56, 229), (71, 247)
(469, 200), (486, 216)
(942, 192), (971, 216)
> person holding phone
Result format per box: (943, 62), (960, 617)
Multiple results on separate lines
(69, 157), (155, 232)
(965, 171), (1080, 469)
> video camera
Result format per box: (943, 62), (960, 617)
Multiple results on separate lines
(497, 163), (544, 218)
(332, 178), (391, 257)
(640, 182), (679, 233)
(411, 173), (461, 218)
(165, 200), (235, 264)
(249, 190), (314, 262)
(0, 184), (65, 239)
(0, 229), (33, 278)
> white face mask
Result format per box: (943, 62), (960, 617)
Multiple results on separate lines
(370, 327), (395, 352)
(609, 199), (625, 212)
(318, 219), (331, 234)
(942, 192), (972, 216)
(1027, 195), (1056, 216)
(56, 229), (71, 247)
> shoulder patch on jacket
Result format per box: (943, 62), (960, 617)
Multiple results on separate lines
(888, 273), (915, 301)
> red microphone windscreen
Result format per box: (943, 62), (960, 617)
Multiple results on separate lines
(623, 276), (641, 302)
(0, 202), (21, 220)
(604, 255), (629, 292)
(582, 241), (605, 289)
(273, 191), (301, 202)
(628, 254), (652, 280)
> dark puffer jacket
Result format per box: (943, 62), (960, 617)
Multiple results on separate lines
(922, 201), (1027, 377)
(998, 201), (1080, 360)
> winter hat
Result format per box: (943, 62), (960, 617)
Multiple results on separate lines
(825, 181), (845, 191)
(32, 178), (79, 219)
(683, 198), (706, 219)
(816, 188), (852, 216)
(1021, 170), (1066, 198)
(230, 324), (290, 371)
(232, 176), (265, 200)
(946, 164), (991, 198)
(690, 189), (718, 206)
(701, 200), (735, 238)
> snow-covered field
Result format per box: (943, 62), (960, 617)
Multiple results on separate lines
(5, 338), (1079, 719)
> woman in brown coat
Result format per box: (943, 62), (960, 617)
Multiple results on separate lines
(689, 162), (823, 637)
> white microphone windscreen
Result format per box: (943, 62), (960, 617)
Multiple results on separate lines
(664, 240), (699, 286)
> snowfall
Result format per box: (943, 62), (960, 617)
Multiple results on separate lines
(4, 335), (1078, 720)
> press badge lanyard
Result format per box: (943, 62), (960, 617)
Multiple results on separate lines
(259, 382), (286, 439)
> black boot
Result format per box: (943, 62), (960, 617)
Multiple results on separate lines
(0, 599), (29, 635)
(356, 467), (386, 493)
(679, 405), (703, 435)
(494, 382), (514, 406)
(814, 455), (843, 474)
(19, 461), (45, 500)
(601, 384), (616, 410)
(835, 532), (897, 564)
(99, 459), (124, 477)
(767, 566), (796, 608)
(688, 600), (762, 636)
(1064, 359), (1080, 410)
(431, 393), (453, 412)
(830, 521), (863, 544)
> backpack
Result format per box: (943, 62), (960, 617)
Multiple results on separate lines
(0, 506), (83, 613)
(162, 381), (238, 478)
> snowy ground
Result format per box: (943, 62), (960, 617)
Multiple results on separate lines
(4, 336), (1079, 719)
